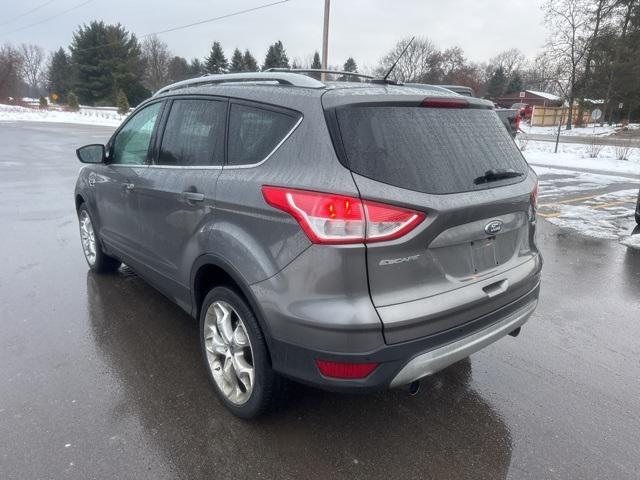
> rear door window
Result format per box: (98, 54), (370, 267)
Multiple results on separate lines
(158, 99), (226, 166)
(227, 104), (299, 166)
(335, 106), (528, 194)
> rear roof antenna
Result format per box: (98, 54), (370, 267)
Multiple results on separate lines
(381, 36), (415, 82)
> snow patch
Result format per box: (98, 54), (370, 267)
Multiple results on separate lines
(543, 189), (638, 240)
(524, 141), (640, 176)
(0, 103), (125, 127)
(520, 124), (635, 137)
(620, 234), (640, 250)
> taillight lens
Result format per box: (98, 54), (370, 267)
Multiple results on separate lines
(316, 359), (379, 379)
(530, 181), (539, 221)
(531, 181), (539, 210)
(262, 186), (424, 245)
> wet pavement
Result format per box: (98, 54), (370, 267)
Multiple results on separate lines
(1, 121), (640, 480)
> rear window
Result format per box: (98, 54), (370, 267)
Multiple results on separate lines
(227, 104), (299, 166)
(336, 106), (528, 194)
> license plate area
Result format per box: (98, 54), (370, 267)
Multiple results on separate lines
(470, 237), (498, 273)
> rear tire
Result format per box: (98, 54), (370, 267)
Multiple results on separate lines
(200, 286), (283, 419)
(78, 204), (121, 273)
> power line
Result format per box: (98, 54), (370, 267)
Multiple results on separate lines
(1, 0), (93, 36)
(0, 0), (56, 28)
(70, 0), (290, 54)
(148, 0), (289, 37)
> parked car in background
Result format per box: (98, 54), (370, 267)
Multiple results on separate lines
(75, 72), (542, 418)
(439, 85), (475, 97)
(511, 103), (533, 120)
(407, 83), (519, 139)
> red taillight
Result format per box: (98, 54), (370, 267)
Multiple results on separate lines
(316, 359), (379, 379)
(262, 186), (424, 245)
(421, 98), (469, 109)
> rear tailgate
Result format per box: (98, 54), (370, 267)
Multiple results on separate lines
(323, 90), (541, 344)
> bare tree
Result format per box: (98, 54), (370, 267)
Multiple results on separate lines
(543, 0), (591, 129)
(377, 36), (441, 83)
(575, 0), (619, 124)
(0, 44), (23, 99)
(141, 35), (171, 92)
(489, 48), (526, 80)
(19, 44), (45, 96)
(522, 54), (562, 94)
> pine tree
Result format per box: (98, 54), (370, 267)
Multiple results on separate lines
(39, 96), (48, 109)
(67, 91), (80, 111)
(339, 57), (359, 81)
(70, 21), (148, 106)
(229, 48), (244, 73)
(205, 42), (227, 74)
(505, 72), (523, 95)
(487, 67), (507, 99)
(343, 57), (357, 73)
(116, 89), (130, 115)
(189, 58), (205, 76)
(311, 51), (322, 69)
(262, 41), (289, 70)
(47, 47), (71, 103)
(242, 50), (258, 71)
(309, 51), (322, 79)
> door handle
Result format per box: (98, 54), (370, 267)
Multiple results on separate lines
(123, 182), (135, 191)
(181, 191), (205, 203)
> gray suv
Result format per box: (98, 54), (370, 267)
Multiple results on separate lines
(75, 72), (542, 418)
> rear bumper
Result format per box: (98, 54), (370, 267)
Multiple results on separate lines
(389, 295), (536, 387)
(267, 280), (540, 392)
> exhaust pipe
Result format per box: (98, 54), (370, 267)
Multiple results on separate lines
(509, 327), (521, 337)
(407, 380), (420, 396)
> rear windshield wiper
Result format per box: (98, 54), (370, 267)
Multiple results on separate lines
(474, 168), (524, 185)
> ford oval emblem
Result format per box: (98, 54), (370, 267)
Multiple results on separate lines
(484, 220), (503, 235)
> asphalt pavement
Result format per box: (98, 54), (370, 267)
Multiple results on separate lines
(1, 121), (640, 480)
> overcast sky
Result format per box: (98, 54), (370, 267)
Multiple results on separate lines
(1, 0), (548, 67)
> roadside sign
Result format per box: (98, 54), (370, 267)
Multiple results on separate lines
(519, 92), (525, 98)
(591, 108), (602, 121)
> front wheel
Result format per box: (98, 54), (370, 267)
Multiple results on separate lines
(200, 286), (283, 419)
(78, 204), (121, 273)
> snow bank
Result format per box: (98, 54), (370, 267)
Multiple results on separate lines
(0, 103), (125, 127)
(520, 124), (639, 137)
(523, 141), (640, 177)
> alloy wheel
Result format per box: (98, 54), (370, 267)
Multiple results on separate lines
(79, 210), (97, 266)
(203, 300), (255, 405)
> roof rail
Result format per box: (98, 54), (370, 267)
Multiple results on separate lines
(154, 72), (324, 96)
(265, 68), (374, 81)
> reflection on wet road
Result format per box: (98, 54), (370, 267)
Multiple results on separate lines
(1, 122), (639, 479)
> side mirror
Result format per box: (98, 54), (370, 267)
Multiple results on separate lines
(76, 144), (105, 164)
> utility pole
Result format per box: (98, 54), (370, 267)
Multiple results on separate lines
(321, 0), (330, 81)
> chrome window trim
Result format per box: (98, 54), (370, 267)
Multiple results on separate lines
(227, 114), (303, 170)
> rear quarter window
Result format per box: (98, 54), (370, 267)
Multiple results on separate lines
(227, 104), (299, 166)
(335, 106), (528, 194)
